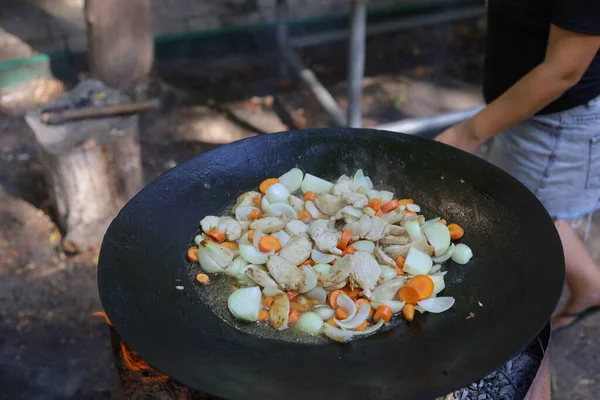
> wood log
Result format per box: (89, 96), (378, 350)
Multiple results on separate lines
(25, 81), (144, 253)
(85, 0), (154, 91)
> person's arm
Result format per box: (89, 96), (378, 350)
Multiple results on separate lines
(436, 25), (600, 152)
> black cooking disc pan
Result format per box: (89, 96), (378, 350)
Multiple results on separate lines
(98, 128), (564, 400)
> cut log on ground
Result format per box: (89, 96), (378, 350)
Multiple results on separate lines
(25, 80), (144, 253)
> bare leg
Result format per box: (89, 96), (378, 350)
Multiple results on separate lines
(551, 220), (600, 330)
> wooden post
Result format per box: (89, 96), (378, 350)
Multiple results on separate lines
(25, 80), (144, 253)
(85, 0), (154, 91)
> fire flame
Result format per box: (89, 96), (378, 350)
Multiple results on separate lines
(120, 342), (169, 381)
(91, 311), (112, 326)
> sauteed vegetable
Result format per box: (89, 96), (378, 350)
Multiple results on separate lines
(188, 169), (473, 342)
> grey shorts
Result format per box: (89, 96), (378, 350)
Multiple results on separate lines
(489, 96), (600, 220)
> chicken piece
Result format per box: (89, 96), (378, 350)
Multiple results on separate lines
(269, 293), (290, 330)
(234, 191), (261, 212)
(341, 192), (369, 208)
(239, 220), (251, 231)
(318, 255), (352, 288)
(278, 234), (312, 265)
(365, 216), (387, 242)
(332, 175), (352, 196)
(288, 195), (305, 212)
(200, 216), (219, 233)
(370, 277), (405, 301)
(381, 207), (406, 224)
(308, 219), (328, 238)
(250, 217), (287, 233)
(305, 200), (327, 219)
(285, 220), (308, 237)
(363, 207), (376, 217)
(217, 217), (243, 241)
(380, 235), (410, 245)
(386, 225), (407, 236)
(348, 251), (381, 297)
(323, 281), (348, 292)
(374, 246), (397, 268)
(411, 240), (435, 256)
(315, 193), (344, 215)
(384, 244), (411, 259)
(308, 219), (341, 252)
(418, 215), (426, 225)
(246, 267), (278, 288)
(344, 215), (372, 237)
(267, 255), (305, 291)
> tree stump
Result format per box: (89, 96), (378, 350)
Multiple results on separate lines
(25, 80), (143, 253)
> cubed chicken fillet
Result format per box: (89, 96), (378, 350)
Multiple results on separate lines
(278, 234), (312, 265)
(267, 255), (305, 291)
(250, 217), (287, 233)
(269, 293), (290, 330)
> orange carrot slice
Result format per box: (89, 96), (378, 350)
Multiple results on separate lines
(298, 210), (312, 223)
(220, 242), (238, 251)
(355, 298), (374, 317)
(258, 309), (269, 321)
(259, 236), (281, 252)
(369, 198), (383, 211)
(343, 285), (360, 300)
(398, 285), (420, 305)
(448, 223), (464, 240)
(337, 229), (352, 250)
(335, 308), (349, 320)
(207, 228), (225, 242)
(187, 247), (199, 262)
(402, 304), (415, 321)
(288, 309), (299, 323)
(354, 320), (369, 331)
(381, 199), (400, 213)
(398, 199), (414, 206)
(303, 191), (317, 201)
(343, 245), (355, 256)
(328, 289), (344, 308)
(259, 178), (279, 194)
(196, 273), (209, 284)
(264, 297), (274, 309)
(373, 305), (393, 323)
(409, 275), (435, 300)
(249, 209), (263, 220)
(248, 230), (255, 243)
(252, 197), (262, 207)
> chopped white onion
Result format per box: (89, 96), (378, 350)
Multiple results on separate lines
(271, 230), (291, 248)
(266, 183), (291, 204)
(340, 206), (363, 219)
(364, 177), (374, 190)
(417, 297), (455, 313)
(379, 191), (394, 203)
(336, 293), (357, 320)
(429, 264), (442, 274)
(311, 250), (336, 264)
(352, 240), (375, 253)
(227, 286), (262, 321)
(430, 274), (446, 294)
(421, 217), (441, 229)
(194, 235), (203, 245)
(415, 305), (427, 314)
(403, 247), (433, 276)
(352, 169), (368, 191)
(285, 220), (308, 237)
(261, 196), (271, 211)
(297, 312), (324, 335)
(343, 319), (385, 335)
(335, 303), (371, 329)
(263, 286), (284, 297)
(313, 305), (335, 320)
(366, 190), (381, 201)
(299, 266), (318, 293)
(302, 173), (334, 194)
(371, 300), (406, 314)
(235, 205), (260, 221)
(279, 168), (304, 192)
(452, 244), (473, 264)
(322, 323), (355, 342)
(268, 203), (298, 219)
(224, 256), (249, 277)
(432, 243), (455, 263)
(239, 231), (251, 246)
(198, 245), (225, 273)
(404, 220), (424, 242)
(305, 201), (322, 218)
(380, 265), (398, 281)
(406, 203), (421, 213)
(253, 229), (264, 252)
(305, 286), (327, 304)
(239, 244), (269, 264)
(423, 222), (451, 257)
(313, 263), (332, 275)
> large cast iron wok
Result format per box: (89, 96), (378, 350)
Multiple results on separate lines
(98, 128), (564, 400)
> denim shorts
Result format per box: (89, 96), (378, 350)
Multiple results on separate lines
(489, 96), (600, 220)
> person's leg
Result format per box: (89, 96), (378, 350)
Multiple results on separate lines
(551, 219), (600, 329)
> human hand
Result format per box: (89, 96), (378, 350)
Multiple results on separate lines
(434, 120), (481, 153)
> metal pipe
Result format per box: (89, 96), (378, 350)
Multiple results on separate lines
(290, 6), (485, 48)
(347, 0), (367, 128)
(282, 48), (347, 126)
(376, 105), (484, 135)
(276, 0), (289, 78)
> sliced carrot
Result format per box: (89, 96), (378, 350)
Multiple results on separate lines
(259, 236), (281, 252)
(405, 210), (417, 217)
(328, 289), (344, 308)
(196, 273), (209, 284)
(288, 309), (299, 323)
(252, 197), (262, 207)
(395, 267), (405, 276)
(373, 305), (393, 323)
(298, 210), (312, 223)
(395, 255), (406, 269)
(375, 209), (383, 216)
(248, 230), (255, 243)
(355, 298), (374, 317)
(187, 247), (199, 262)
(207, 229), (225, 242)
(354, 320), (369, 331)
(343, 245), (355, 256)
(336, 308), (349, 320)
(303, 191), (317, 201)
(291, 299), (311, 312)
(402, 304), (415, 322)
(258, 309), (269, 321)
(327, 318), (339, 328)
(369, 198), (383, 211)
(220, 242), (238, 251)
(264, 296), (274, 309)
(439, 219), (447, 225)
(343, 285), (360, 300)
(249, 209), (263, 220)
(398, 285), (420, 305)
(259, 178), (279, 194)
(287, 290), (298, 300)
(337, 229), (352, 251)
(409, 275), (435, 300)
(398, 199), (414, 206)
(381, 199), (400, 213)
(448, 223), (465, 240)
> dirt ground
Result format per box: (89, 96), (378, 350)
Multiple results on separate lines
(0, 20), (598, 400)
